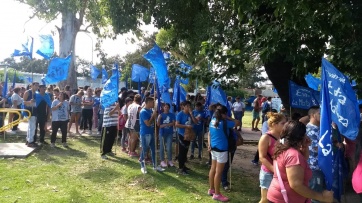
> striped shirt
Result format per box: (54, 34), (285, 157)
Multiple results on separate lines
(102, 105), (119, 127)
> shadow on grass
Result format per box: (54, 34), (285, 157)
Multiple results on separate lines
(34, 144), (88, 164)
(76, 136), (101, 148)
(79, 166), (122, 183)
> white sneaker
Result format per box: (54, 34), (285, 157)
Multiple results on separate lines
(62, 143), (68, 147)
(50, 143), (55, 148)
(88, 130), (92, 135)
(141, 167), (147, 174)
(81, 130), (86, 134)
(168, 161), (175, 167)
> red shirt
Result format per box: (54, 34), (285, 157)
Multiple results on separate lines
(267, 148), (312, 203)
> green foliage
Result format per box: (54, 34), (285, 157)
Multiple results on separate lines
(1, 57), (48, 74)
(225, 88), (247, 98)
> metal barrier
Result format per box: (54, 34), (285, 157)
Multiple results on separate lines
(0, 108), (31, 140)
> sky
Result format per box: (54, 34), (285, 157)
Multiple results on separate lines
(0, 0), (158, 64)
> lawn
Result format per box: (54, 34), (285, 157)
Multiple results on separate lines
(241, 111), (262, 129)
(0, 132), (260, 203)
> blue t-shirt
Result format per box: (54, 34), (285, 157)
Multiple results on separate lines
(193, 110), (205, 132)
(209, 118), (235, 151)
(176, 111), (192, 136)
(93, 96), (100, 107)
(159, 112), (175, 135)
(140, 108), (155, 136)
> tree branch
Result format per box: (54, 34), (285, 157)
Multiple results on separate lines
(23, 11), (40, 32)
(79, 24), (93, 33)
(76, 0), (89, 29)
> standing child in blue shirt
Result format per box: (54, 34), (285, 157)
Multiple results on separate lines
(157, 103), (176, 167)
(190, 102), (206, 160)
(139, 97), (157, 174)
(176, 101), (198, 175)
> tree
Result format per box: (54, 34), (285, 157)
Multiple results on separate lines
(18, 0), (152, 90)
(1, 57), (48, 73)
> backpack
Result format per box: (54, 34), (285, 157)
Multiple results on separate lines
(262, 102), (271, 113)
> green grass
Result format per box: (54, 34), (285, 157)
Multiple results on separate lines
(241, 111), (262, 129)
(0, 134), (260, 203)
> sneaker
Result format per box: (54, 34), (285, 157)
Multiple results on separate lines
(129, 152), (139, 157)
(189, 155), (194, 160)
(223, 185), (230, 191)
(82, 130), (86, 134)
(251, 160), (259, 166)
(41, 141), (49, 145)
(160, 161), (167, 167)
(208, 189), (215, 196)
(101, 155), (108, 160)
(27, 142), (38, 148)
(88, 130), (92, 135)
(254, 128), (260, 131)
(184, 166), (191, 171)
(198, 155), (202, 160)
(212, 193), (229, 202)
(141, 167), (147, 174)
(122, 148), (128, 153)
(168, 161), (174, 167)
(50, 143), (55, 148)
(108, 152), (115, 156)
(180, 170), (189, 175)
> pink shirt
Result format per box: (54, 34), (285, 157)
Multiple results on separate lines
(352, 152), (362, 193)
(267, 148), (312, 203)
(261, 133), (277, 173)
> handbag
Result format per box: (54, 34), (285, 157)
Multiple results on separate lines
(184, 127), (196, 141)
(274, 160), (289, 203)
(234, 130), (244, 146)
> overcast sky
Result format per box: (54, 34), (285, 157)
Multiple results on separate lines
(0, 0), (157, 64)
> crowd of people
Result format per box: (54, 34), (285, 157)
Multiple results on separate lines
(1, 81), (362, 202)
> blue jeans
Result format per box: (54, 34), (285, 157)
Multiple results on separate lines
(140, 134), (156, 168)
(309, 170), (325, 203)
(234, 111), (243, 122)
(191, 129), (203, 157)
(159, 133), (173, 161)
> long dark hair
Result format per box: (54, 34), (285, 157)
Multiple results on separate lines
(273, 120), (306, 159)
(213, 105), (228, 128)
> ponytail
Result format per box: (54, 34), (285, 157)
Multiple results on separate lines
(214, 109), (222, 128)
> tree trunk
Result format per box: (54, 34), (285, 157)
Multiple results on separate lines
(58, 11), (79, 92)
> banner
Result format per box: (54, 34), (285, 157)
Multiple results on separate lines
(90, 65), (100, 80)
(100, 63), (120, 108)
(44, 55), (72, 84)
(36, 34), (54, 60)
(304, 73), (321, 91)
(179, 61), (192, 85)
(289, 81), (320, 110)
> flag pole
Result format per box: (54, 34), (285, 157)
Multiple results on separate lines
(154, 79), (165, 172)
(3, 65), (7, 140)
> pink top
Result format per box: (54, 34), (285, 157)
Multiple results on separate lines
(261, 133), (277, 173)
(352, 152), (362, 193)
(267, 148), (312, 203)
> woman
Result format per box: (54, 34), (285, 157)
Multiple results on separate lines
(81, 88), (94, 134)
(157, 103), (176, 167)
(207, 105), (240, 202)
(352, 128), (362, 203)
(258, 112), (287, 203)
(68, 90), (83, 135)
(8, 87), (22, 134)
(50, 91), (70, 147)
(267, 121), (334, 203)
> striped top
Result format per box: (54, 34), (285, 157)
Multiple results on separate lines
(102, 105), (119, 127)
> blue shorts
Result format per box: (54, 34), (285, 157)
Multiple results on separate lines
(259, 169), (273, 189)
(252, 110), (260, 119)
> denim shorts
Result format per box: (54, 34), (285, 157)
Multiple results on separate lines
(259, 169), (273, 189)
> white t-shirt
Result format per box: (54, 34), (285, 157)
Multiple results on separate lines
(69, 95), (82, 113)
(11, 93), (22, 107)
(51, 100), (70, 121)
(126, 103), (140, 129)
(232, 101), (245, 112)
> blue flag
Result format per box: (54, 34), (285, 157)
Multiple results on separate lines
(102, 67), (108, 84)
(178, 61), (192, 85)
(90, 65), (100, 80)
(100, 63), (120, 108)
(148, 67), (155, 83)
(12, 36), (33, 59)
(12, 71), (16, 88)
(319, 58), (360, 191)
(26, 76), (32, 83)
(204, 85), (211, 114)
(131, 64), (150, 82)
(2, 74), (8, 97)
(172, 79), (187, 111)
(44, 55), (72, 84)
(143, 44), (170, 94)
(289, 81), (320, 110)
(35, 92), (52, 107)
(305, 73), (321, 91)
(36, 34), (54, 60)
(321, 58), (360, 139)
(210, 81), (227, 106)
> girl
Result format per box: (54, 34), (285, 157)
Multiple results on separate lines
(81, 88), (94, 134)
(258, 112), (286, 203)
(68, 90), (83, 135)
(50, 91), (70, 147)
(207, 105), (239, 202)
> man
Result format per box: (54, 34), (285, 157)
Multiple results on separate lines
(232, 97), (245, 131)
(35, 85), (52, 145)
(251, 94), (262, 131)
(23, 82), (39, 147)
(175, 101), (198, 175)
(100, 102), (119, 159)
(139, 97), (157, 174)
(304, 106), (325, 203)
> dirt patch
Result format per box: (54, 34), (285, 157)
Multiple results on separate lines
(232, 144), (260, 177)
